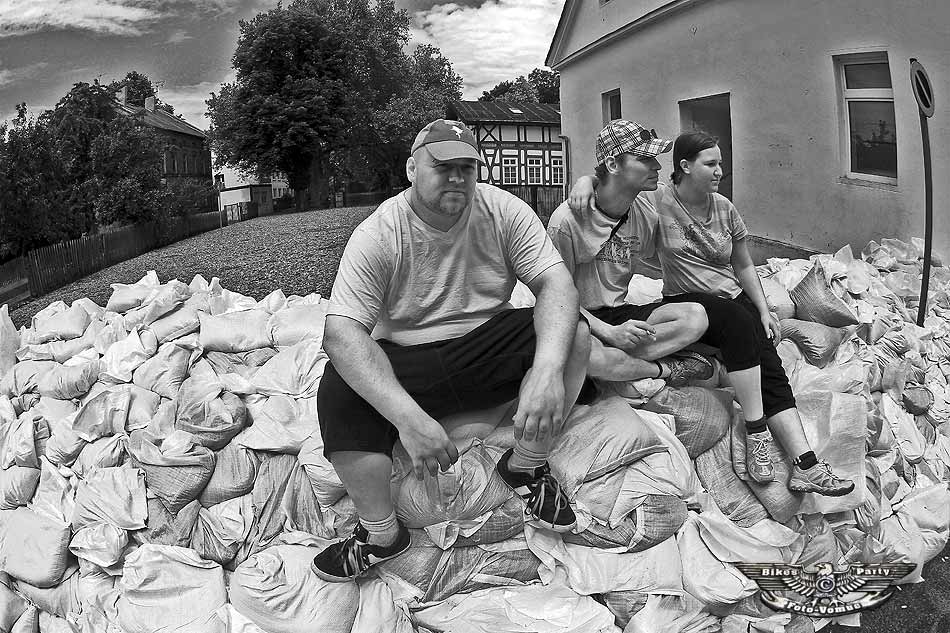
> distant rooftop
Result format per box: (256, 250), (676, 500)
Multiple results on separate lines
(114, 101), (207, 139)
(448, 101), (561, 125)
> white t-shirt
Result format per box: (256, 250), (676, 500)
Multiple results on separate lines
(546, 190), (661, 309)
(329, 183), (563, 345)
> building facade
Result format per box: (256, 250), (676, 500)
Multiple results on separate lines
(547, 0), (950, 257)
(447, 101), (565, 220)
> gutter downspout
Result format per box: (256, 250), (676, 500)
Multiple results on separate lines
(558, 134), (571, 200)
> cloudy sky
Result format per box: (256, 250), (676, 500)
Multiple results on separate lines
(0, 0), (565, 130)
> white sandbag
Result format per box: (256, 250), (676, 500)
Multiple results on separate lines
(548, 397), (667, 494)
(199, 310), (271, 353)
(71, 466), (147, 530)
(677, 512), (757, 606)
(122, 280), (191, 330)
(0, 361), (57, 397)
(255, 289), (287, 314)
(44, 414), (88, 468)
(99, 328), (158, 384)
(104, 271), (160, 314)
(16, 318), (100, 363)
(175, 375), (247, 450)
(30, 458), (76, 525)
(213, 604), (267, 633)
(268, 301), (328, 349)
(297, 434), (346, 507)
(93, 312), (128, 355)
(625, 593), (719, 633)
(694, 505), (804, 564)
(0, 506), (71, 587)
(234, 395), (316, 454)
(349, 576), (414, 633)
(132, 341), (191, 399)
(411, 582), (617, 633)
(0, 305), (18, 381)
(13, 565), (80, 619)
(70, 522), (128, 568)
(0, 466), (40, 509)
(250, 341), (328, 398)
(32, 304), (91, 344)
(0, 411), (44, 469)
(36, 361), (99, 400)
(881, 393), (927, 464)
(71, 434), (127, 479)
(116, 544), (227, 633)
(0, 574), (29, 631)
(760, 276), (796, 320)
(198, 442), (260, 507)
(38, 611), (76, 633)
(190, 495), (254, 565)
(71, 388), (130, 442)
(208, 279), (257, 316)
(127, 430), (215, 514)
(642, 387), (733, 459)
(148, 306), (201, 345)
(228, 544), (359, 633)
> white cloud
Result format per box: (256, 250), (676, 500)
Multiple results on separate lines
(0, 62), (49, 87)
(0, 0), (162, 38)
(159, 74), (234, 130)
(166, 29), (192, 43)
(412, 0), (564, 99)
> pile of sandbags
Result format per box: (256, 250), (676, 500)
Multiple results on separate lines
(0, 231), (947, 633)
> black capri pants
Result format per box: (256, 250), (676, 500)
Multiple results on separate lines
(662, 291), (796, 418)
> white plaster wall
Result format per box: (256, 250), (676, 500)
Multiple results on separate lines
(557, 0), (950, 256)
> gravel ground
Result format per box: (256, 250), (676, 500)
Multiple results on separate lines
(9, 206), (375, 328)
(7, 204), (949, 631)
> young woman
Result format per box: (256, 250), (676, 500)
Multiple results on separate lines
(569, 131), (853, 497)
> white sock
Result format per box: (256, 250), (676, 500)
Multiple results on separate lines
(507, 443), (548, 473)
(360, 511), (400, 547)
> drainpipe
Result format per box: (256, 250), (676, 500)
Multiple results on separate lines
(910, 58), (935, 326)
(558, 134), (571, 199)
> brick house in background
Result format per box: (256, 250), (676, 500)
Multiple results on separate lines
(446, 100), (565, 223)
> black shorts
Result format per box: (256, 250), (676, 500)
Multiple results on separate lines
(317, 308), (538, 458)
(589, 302), (664, 325)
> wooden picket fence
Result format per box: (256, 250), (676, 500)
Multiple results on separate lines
(5, 211), (226, 302)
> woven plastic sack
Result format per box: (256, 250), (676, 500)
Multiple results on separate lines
(117, 544), (228, 633)
(132, 341), (191, 399)
(695, 434), (770, 527)
(208, 279), (257, 316)
(199, 310), (271, 353)
(0, 305), (18, 382)
(99, 328), (159, 383)
(0, 466), (40, 510)
(175, 376), (247, 450)
(229, 544), (359, 633)
(72, 466), (147, 530)
(779, 319), (850, 368)
(376, 533), (541, 603)
(268, 300), (328, 348)
(16, 319), (101, 363)
(128, 430), (215, 513)
(134, 498), (201, 549)
(0, 574), (28, 631)
(548, 396), (667, 493)
(70, 522), (128, 567)
(234, 395), (316, 454)
(297, 433), (345, 507)
(643, 386), (733, 459)
(12, 564), (80, 619)
(44, 416), (87, 468)
(789, 263), (858, 327)
(71, 434), (127, 479)
(35, 360), (99, 400)
(0, 506), (71, 587)
(280, 462), (333, 539)
(32, 304), (91, 343)
(0, 411), (44, 469)
(190, 495), (254, 565)
(198, 442), (260, 507)
(122, 280), (191, 330)
(760, 276), (796, 320)
(233, 454), (298, 565)
(677, 512), (758, 606)
(148, 306), (201, 345)
(105, 272), (161, 313)
(204, 349), (277, 379)
(0, 360), (57, 397)
(729, 420), (803, 524)
(250, 341), (328, 399)
(392, 440), (511, 529)
(30, 458), (76, 525)
(563, 494), (687, 552)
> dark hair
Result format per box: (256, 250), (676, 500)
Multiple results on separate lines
(670, 131), (718, 184)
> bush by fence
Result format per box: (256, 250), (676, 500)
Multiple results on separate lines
(7, 211), (225, 300)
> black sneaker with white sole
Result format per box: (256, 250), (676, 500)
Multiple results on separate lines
(496, 448), (576, 532)
(310, 522), (411, 583)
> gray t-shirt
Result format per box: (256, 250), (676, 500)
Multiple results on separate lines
(329, 183), (563, 345)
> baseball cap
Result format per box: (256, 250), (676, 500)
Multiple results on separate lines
(595, 119), (673, 165)
(411, 119), (484, 163)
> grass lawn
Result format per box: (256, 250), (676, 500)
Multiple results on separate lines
(7, 204), (950, 631)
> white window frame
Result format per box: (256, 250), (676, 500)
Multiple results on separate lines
(527, 157), (543, 185)
(502, 156), (519, 185)
(835, 52), (897, 185)
(551, 157), (564, 186)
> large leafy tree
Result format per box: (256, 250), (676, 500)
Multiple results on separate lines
(479, 68), (560, 104)
(107, 70), (175, 114)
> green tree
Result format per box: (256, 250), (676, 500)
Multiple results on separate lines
(528, 68), (560, 104)
(107, 70), (175, 114)
(479, 68), (560, 104)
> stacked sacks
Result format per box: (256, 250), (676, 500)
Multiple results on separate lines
(0, 235), (946, 632)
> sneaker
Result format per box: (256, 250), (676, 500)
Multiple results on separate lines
(310, 522), (411, 583)
(789, 461), (855, 497)
(496, 449), (576, 532)
(660, 350), (715, 387)
(745, 429), (775, 483)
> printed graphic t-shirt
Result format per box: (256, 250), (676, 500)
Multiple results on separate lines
(653, 184), (748, 298)
(546, 189), (661, 309)
(329, 183), (563, 346)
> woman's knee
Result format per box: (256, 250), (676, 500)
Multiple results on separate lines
(676, 302), (708, 340)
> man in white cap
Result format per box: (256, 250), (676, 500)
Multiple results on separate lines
(547, 119), (713, 387)
(312, 119), (590, 582)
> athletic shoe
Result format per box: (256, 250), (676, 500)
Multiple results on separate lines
(789, 461), (855, 497)
(660, 350), (715, 387)
(496, 449), (576, 532)
(310, 522), (411, 583)
(745, 429), (775, 483)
